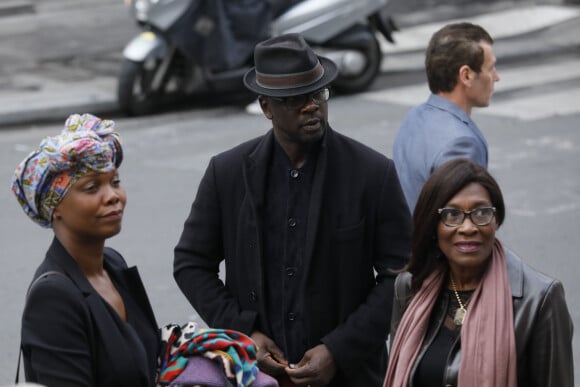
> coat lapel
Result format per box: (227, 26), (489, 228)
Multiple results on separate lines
(44, 239), (123, 356)
(505, 247), (524, 299)
(105, 254), (158, 331)
(302, 129), (329, 278)
(45, 238), (158, 332)
(244, 128), (331, 283)
(242, 131), (274, 322)
(44, 238), (95, 297)
(243, 131), (274, 213)
(242, 128), (330, 290)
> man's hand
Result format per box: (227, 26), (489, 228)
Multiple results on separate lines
(251, 331), (288, 377)
(285, 344), (336, 387)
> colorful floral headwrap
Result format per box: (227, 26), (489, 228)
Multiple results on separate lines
(11, 113), (123, 228)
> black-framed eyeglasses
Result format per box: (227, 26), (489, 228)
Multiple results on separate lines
(269, 88), (330, 110)
(437, 207), (496, 227)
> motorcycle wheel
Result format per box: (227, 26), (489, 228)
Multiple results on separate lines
(332, 35), (382, 94)
(117, 57), (163, 116)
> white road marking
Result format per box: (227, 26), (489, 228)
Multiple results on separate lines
(381, 5), (580, 54)
(361, 58), (580, 120)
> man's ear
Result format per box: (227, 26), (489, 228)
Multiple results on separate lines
(258, 96), (273, 120)
(458, 65), (473, 86)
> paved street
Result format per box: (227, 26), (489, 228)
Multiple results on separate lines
(0, 0), (579, 384)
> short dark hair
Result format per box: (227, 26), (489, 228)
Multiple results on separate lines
(425, 22), (493, 94)
(407, 159), (505, 290)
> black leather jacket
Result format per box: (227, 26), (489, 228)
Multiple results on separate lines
(390, 248), (574, 387)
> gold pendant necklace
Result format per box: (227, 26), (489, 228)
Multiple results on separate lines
(450, 277), (468, 326)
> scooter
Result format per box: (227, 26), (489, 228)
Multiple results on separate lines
(118, 0), (397, 116)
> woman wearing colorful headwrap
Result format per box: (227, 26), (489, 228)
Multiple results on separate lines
(11, 114), (159, 387)
(383, 159), (573, 387)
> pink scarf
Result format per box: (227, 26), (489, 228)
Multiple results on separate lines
(383, 240), (517, 387)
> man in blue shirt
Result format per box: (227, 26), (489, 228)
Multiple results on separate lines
(393, 22), (500, 212)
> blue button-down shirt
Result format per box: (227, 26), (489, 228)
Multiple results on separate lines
(393, 94), (488, 212)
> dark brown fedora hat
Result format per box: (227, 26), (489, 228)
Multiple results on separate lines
(243, 33), (338, 97)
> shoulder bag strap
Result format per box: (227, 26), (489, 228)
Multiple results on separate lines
(16, 270), (66, 383)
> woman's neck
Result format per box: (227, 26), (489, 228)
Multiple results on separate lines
(55, 234), (106, 276)
(447, 268), (484, 291)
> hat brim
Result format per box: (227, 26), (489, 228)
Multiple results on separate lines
(243, 56), (338, 97)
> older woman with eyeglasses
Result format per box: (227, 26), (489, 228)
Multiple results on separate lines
(383, 159), (573, 387)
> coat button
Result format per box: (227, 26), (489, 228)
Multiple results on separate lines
(290, 169), (299, 178)
(249, 291), (257, 303)
(286, 267), (296, 277)
(288, 312), (296, 321)
(288, 218), (297, 227)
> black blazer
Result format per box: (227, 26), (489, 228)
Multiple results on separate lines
(22, 238), (159, 387)
(174, 127), (412, 386)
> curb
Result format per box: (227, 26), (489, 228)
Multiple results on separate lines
(0, 1), (34, 17)
(0, 101), (120, 128)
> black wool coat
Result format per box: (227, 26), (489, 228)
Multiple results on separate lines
(174, 127), (412, 386)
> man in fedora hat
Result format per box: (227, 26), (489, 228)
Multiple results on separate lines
(174, 33), (411, 387)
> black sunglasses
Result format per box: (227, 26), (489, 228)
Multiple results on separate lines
(269, 88), (330, 110)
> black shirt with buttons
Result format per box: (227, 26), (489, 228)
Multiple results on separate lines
(262, 140), (318, 363)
